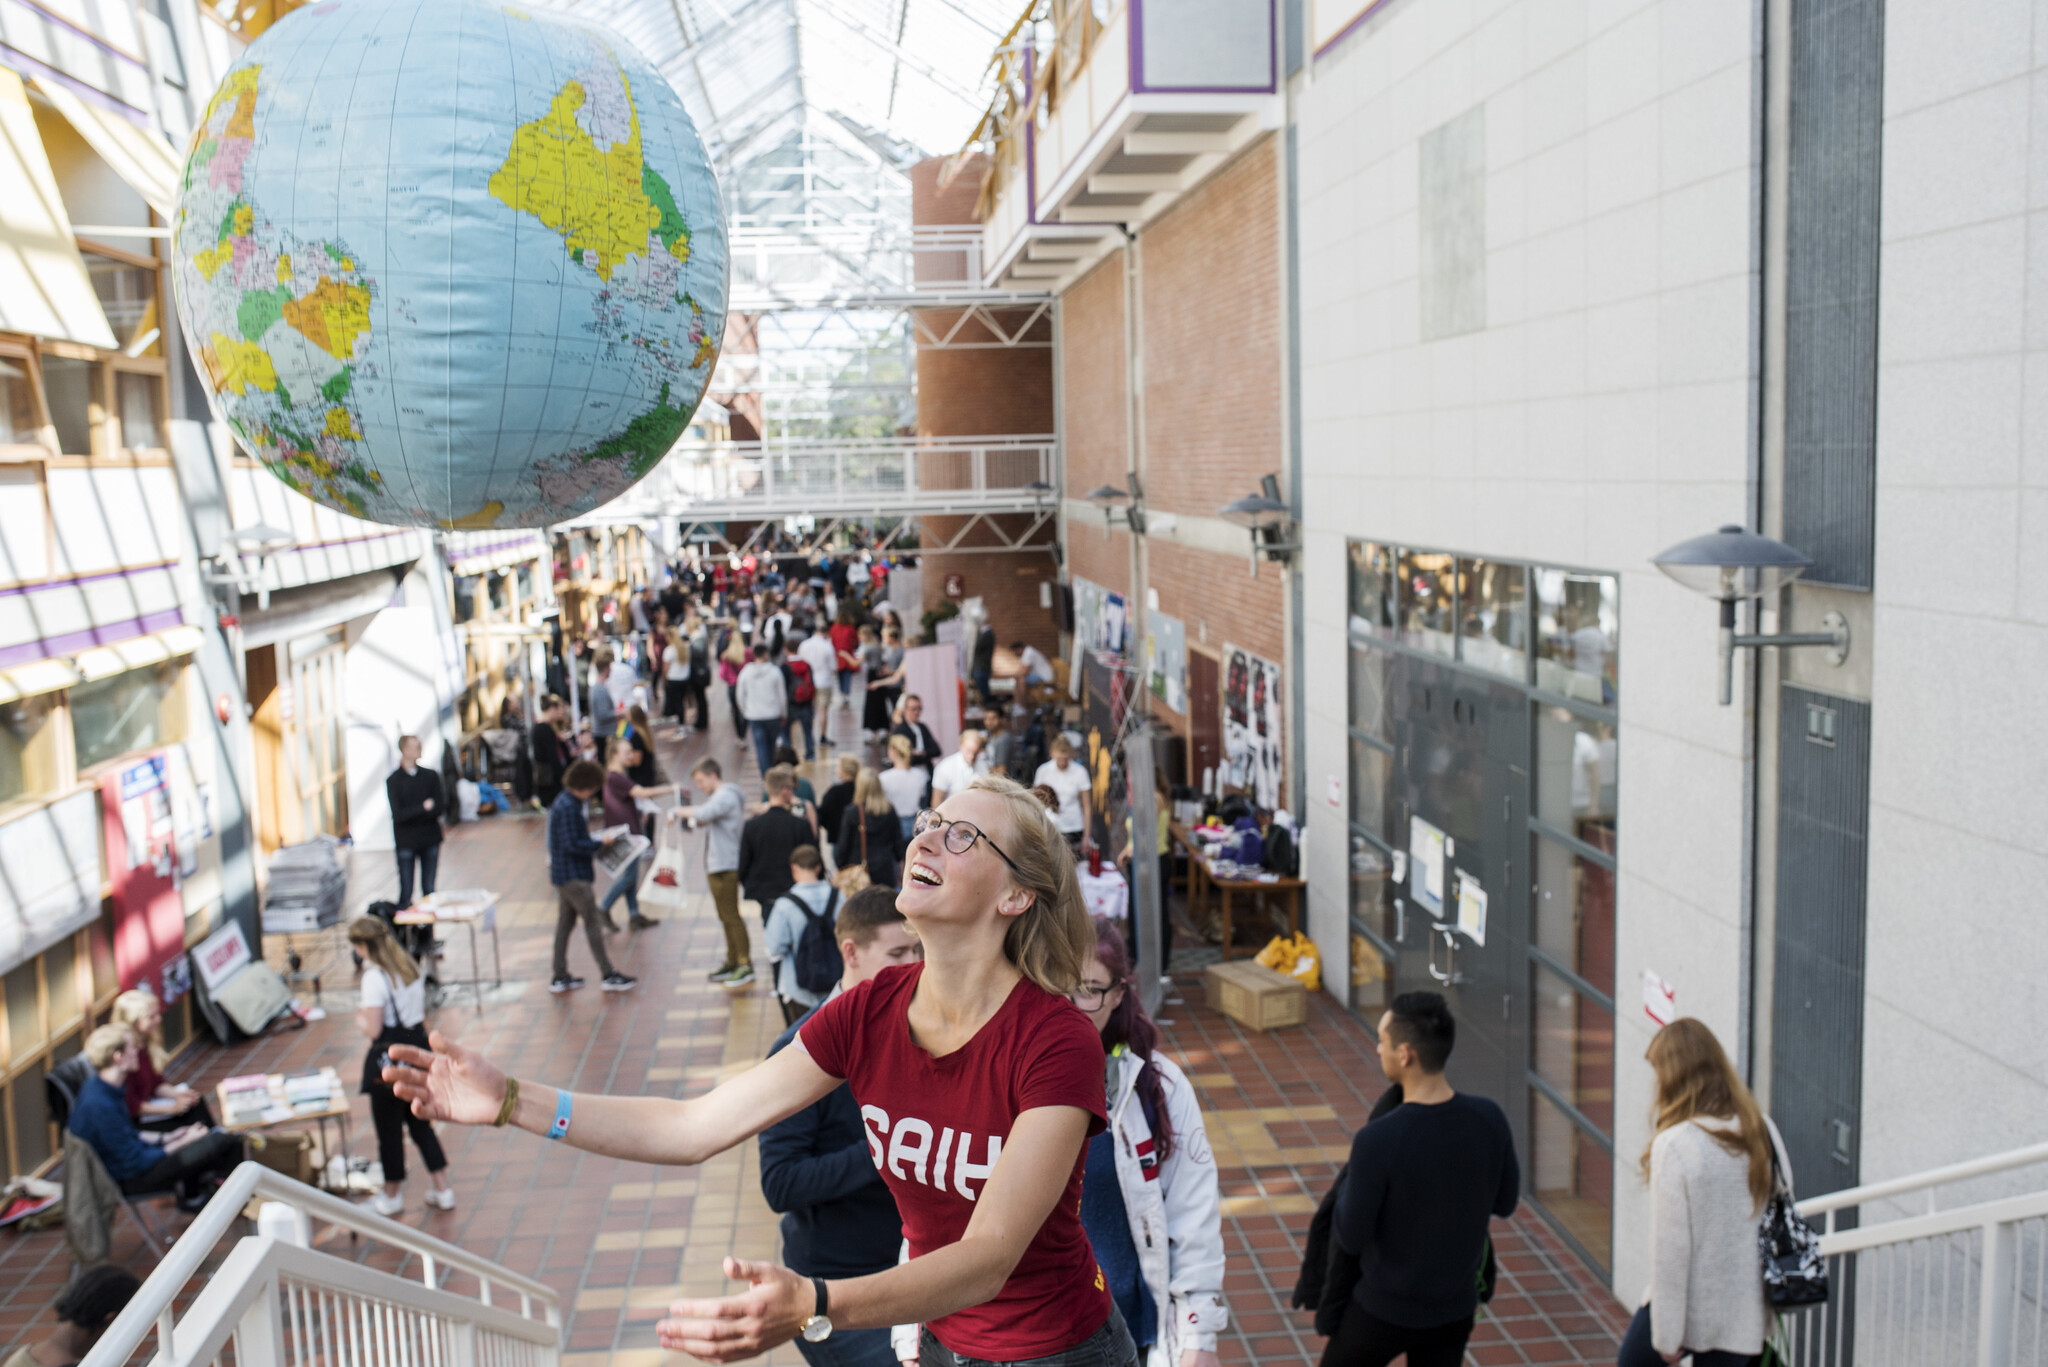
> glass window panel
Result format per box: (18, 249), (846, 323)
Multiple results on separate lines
(1349, 833), (1399, 940)
(1535, 568), (1619, 706)
(0, 695), (59, 808)
(1534, 706), (1617, 850)
(1456, 559), (1527, 680)
(1350, 929), (1395, 1018)
(40, 356), (103, 456)
(88, 913), (116, 1003)
(82, 252), (162, 356)
(1349, 735), (1392, 841)
(44, 937), (79, 1032)
(0, 356), (39, 443)
(1348, 541), (1395, 639)
(71, 662), (187, 771)
(1350, 646), (1393, 741)
(1397, 550), (1456, 657)
(1531, 960), (1615, 1133)
(13, 1056), (52, 1171)
(116, 372), (163, 451)
(5, 960), (42, 1062)
(1530, 1086), (1613, 1270)
(1532, 834), (1617, 998)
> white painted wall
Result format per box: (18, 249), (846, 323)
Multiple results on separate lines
(1859, 0), (2048, 1210)
(1294, 0), (1761, 1301)
(345, 561), (464, 853)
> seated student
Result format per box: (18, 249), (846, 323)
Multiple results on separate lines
(2, 1265), (142, 1367)
(68, 1024), (244, 1212)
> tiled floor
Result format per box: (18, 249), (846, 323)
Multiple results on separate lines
(0, 695), (1628, 1367)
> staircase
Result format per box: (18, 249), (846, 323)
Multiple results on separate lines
(79, 1163), (560, 1367)
(1783, 1140), (2048, 1366)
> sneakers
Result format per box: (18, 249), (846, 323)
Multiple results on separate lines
(628, 915), (660, 930)
(600, 973), (639, 992)
(423, 1187), (456, 1211)
(708, 962), (744, 982)
(549, 976), (586, 994)
(721, 964), (756, 988)
(367, 1192), (404, 1217)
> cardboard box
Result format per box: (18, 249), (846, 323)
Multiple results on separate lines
(1204, 960), (1307, 1031)
(248, 1130), (321, 1185)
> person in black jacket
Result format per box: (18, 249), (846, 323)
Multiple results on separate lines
(758, 886), (921, 1367)
(1325, 993), (1518, 1367)
(386, 736), (443, 908)
(815, 754), (860, 862)
(737, 766), (818, 923)
(833, 767), (906, 887)
(531, 695), (568, 809)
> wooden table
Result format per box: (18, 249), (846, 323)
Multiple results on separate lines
(1172, 823), (1306, 960)
(396, 890), (503, 1014)
(217, 1068), (354, 1190)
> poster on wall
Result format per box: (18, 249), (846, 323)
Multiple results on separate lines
(1222, 644), (1284, 809)
(0, 789), (104, 976)
(1072, 577), (1127, 657)
(102, 752), (189, 1003)
(1147, 613), (1187, 714)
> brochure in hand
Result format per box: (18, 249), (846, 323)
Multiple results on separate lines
(594, 832), (651, 890)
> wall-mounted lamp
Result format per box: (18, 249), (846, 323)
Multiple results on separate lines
(208, 522), (297, 611)
(1084, 476), (1146, 533)
(1024, 479), (1054, 513)
(1652, 524), (1849, 705)
(1217, 474), (1298, 572)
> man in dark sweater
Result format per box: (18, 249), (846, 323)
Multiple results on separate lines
(737, 764), (817, 923)
(758, 887), (921, 1367)
(385, 735), (443, 908)
(1328, 991), (1519, 1367)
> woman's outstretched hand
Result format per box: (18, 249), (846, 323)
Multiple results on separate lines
(384, 1031), (507, 1125)
(657, 1257), (812, 1361)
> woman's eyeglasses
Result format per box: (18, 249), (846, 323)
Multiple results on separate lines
(911, 809), (1022, 876)
(1069, 981), (1118, 1009)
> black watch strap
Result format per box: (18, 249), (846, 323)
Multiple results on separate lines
(812, 1276), (829, 1320)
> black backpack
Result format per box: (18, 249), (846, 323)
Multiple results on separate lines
(790, 887), (842, 994)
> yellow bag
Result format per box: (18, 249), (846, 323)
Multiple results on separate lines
(1256, 933), (1321, 993)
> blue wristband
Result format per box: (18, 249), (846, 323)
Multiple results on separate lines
(548, 1089), (572, 1141)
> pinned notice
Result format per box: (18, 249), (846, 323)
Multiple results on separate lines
(1643, 968), (1677, 1026)
(1455, 873), (1488, 946)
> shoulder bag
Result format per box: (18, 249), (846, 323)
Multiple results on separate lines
(833, 814), (873, 893)
(1760, 1137), (1829, 1307)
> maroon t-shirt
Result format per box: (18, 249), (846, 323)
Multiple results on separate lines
(601, 770), (637, 831)
(800, 963), (1113, 1357)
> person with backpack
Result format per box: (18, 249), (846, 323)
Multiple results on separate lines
(1323, 992), (1518, 1367)
(757, 886), (922, 1367)
(764, 846), (840, 1025)
(797, 623), (838, 755)
(1621, 1019), (1793, 1367)
(783, 640), (820, 762)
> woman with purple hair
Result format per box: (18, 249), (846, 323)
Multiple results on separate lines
(1070, 919), (1228, 1367)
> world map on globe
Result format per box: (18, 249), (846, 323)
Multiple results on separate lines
(170, 0), (728, 529)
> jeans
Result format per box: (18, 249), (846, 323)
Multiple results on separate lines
(918, 1309), (1135, 1367)
(750, 718), (782, 778)
(788, 709), (815, 759)
(598, 850), (645, 919)
(795, 1327), (898, 1367)
(1617, 1306), (1761, 1367)
(395, 844), (439, 908)
(837, 668), (856, 698)
(1318, 1302), (1473, 1367)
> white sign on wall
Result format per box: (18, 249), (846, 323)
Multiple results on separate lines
(1643, 969), (1677, 1027)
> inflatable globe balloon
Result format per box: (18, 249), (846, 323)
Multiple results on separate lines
(171, 0), (727, 529)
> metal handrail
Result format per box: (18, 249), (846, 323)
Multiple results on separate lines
(78, 1162), (560, 1367)
(1796, 1139), (2048, 1221)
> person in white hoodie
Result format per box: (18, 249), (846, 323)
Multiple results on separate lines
(892, 916), (1229, 1365)
(1623, 1018), (1789, 1367)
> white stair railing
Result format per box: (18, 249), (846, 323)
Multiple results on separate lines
(78, 1163), (560, 1367)
(1781, 1142), (2048, 1367)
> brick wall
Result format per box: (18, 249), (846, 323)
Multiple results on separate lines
(1060, 253), (1129, 502)
(1148, 538), (1286, 666)
(1138, 136), (1283, 519)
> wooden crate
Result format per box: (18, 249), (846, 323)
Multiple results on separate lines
(1204, 960), (1307, 1031)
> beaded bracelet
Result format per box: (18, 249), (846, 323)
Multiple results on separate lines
(493, 1076), (520, 1128)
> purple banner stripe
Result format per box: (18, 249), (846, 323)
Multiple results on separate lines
(0, 561), (177, 600)
(0, 608), (187, 670)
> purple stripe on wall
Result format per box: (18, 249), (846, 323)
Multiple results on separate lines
(0, 561), (177, 600)
(1127, 0), (1279, 95)
(0, 608), (187, 670)
(445, 535), (544, 565)
(1313, 0), (1398, 61)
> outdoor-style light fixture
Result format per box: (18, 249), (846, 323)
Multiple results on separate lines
(1218, 473), (1299, 572)
(1084, 477), (1145, 533)
(214, 522), (297, 610)
(1652, 524), (1849, 705)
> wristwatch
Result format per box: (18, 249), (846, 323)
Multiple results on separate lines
(799, 1277), (833, 1343)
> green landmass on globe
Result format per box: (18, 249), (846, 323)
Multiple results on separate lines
(170, 0), (728, 529)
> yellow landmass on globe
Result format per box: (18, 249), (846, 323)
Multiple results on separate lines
(283, 276), (372, 359)
(204, 333), (277, 395)
(277, 254), (293, 281)
(193, 240), (233, 279)
(201, 66), (259, 141)
(323, 407), (360, 439)
(488, 76), (659, 281)
(443, 501), (504, 530)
